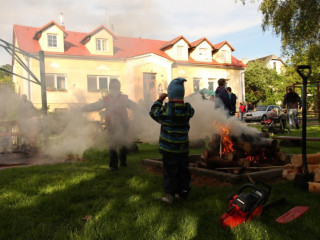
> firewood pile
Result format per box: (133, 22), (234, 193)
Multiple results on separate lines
(192, 133), (289, 172)
(282, 152), (320, 193)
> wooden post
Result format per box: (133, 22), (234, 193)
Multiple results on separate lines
(39, 50), (48, 146)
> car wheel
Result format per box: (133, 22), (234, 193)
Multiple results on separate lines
(261, 115), (267, 122)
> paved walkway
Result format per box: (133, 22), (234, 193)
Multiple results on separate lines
(0, 152), (63, 170)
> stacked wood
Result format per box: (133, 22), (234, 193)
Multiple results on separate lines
(282, 152), (320, 193)
(290, 153), (320, 167)
(198, 131), (289, 170)
(308, 182), (320, 193)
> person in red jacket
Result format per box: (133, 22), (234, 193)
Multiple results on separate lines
(239, 102), (246, 121)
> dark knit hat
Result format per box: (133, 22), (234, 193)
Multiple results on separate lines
(168, 78), (187, 100)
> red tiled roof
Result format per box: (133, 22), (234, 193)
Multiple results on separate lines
(33, 20), (68, 40)
(80, 25), (116, 44)
(13, 22), (245, 68)
(160, 35), (191, 50)
(213, 40), (235, 51)
(190, 37), (215, 49)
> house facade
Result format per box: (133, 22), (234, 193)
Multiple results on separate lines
(249, 55), (286, 75)
(12, 20), (246, 118)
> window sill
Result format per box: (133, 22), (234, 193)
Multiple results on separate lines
(47, 88), (67, 92)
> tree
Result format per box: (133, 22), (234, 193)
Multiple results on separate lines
(0, 64), (14, 90)
(238, 0), (320, 55)
(245, 60), (286, 105)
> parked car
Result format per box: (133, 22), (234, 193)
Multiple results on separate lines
(244, 105), (282, 122)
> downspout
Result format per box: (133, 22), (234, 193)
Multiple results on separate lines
(241, 70), (245, 103)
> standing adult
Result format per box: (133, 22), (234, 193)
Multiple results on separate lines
(247, 101), (254, 112)
(283, 87), (301, 129)
(215, 78), (233, 114)
(226, 87), (237, 116)
(82, 79), (137, 171)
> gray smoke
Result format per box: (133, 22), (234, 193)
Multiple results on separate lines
(0, 85), (260, 164)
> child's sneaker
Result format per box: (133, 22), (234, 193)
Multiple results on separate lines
(161, 194), (174, 205)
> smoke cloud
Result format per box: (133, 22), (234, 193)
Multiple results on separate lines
(0, 85), (260, 165)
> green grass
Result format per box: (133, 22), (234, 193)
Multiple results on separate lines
(0, 126), (320, 240)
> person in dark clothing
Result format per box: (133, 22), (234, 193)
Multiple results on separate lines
(82, 79), (137, 171)
(149, 78), (195, 205)
(215, 78), (233, 114)
(226, 87), (237, 116)
(247, 101), (254, 112)
(283, 87), (301, 129)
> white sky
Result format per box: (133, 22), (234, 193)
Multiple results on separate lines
(0, 0), (283, 66)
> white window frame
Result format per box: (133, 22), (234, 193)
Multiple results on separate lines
(46, 74), (67, 90)
(221, 50), (229, 62)
(96, 38), (109, 52)
(199, 48), (209, 60)
(87, 75), (119, 92)
(177, 45), (184, 57)
(193, 78), (201, 92)
(48, 34), (58, 48)
(208, 78), (216, 91)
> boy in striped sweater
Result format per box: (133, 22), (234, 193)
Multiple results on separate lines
(149, 78), (195, 204)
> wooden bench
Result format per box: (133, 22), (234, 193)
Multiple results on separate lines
(273, 136), (320, 147)
(272, 136), (320, 141)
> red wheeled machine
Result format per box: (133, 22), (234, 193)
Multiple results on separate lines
(219, 181), (271, 228)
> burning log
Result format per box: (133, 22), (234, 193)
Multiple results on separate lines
(238, 141), (251, 152)
(206, 156), (236, 169)
(202, 148), (217, 160)
(308, 182), (320, 193)
(291, 153), (320, 167)
(226, 152), (235, 162)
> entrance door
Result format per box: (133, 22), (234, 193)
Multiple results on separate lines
(143, 73), (156, 101)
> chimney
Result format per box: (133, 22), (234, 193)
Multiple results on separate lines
(241, 58), (249, 65)
(59, 13), (64, 26)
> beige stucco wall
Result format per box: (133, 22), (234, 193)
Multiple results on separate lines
(133, 62), (168, 102)
(84, 29), (114, 56)
(14, 55), (127, 111)
(38, 25), (65, 53)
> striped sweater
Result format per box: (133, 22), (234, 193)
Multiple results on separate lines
(149, 100), (195, 154)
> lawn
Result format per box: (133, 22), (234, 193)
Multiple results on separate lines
(0, 125), (320, 240)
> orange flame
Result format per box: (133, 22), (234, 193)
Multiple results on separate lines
(213, 121), (235, 154)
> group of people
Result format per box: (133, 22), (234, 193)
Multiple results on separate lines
(214, 78), (254, 121)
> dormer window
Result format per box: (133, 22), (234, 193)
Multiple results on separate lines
(48, 34), (58, 48)
(177, 45), (184, 57)
(199, 48), (209, 60)
(222, 50), (229, 62)
(96, 38), (109, 52)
